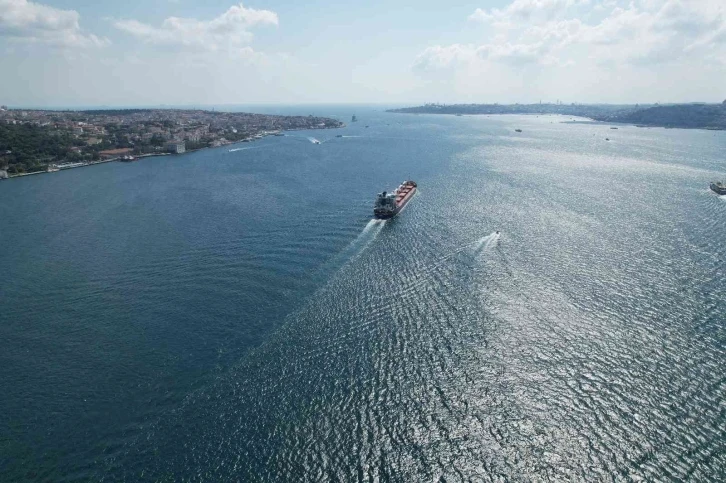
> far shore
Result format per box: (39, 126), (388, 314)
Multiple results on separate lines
(387, 102), (726, 132)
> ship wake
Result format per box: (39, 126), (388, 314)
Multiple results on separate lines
(352, 219), (385, 251)
(228, 146), (264, 153)
(474, 232), (500, 254)
(318, 219), (385, 275)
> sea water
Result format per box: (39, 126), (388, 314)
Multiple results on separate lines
(1, 107), (725, 481)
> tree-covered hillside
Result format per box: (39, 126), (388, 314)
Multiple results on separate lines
(0, 124), (78, 173)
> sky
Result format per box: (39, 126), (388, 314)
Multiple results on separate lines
(1, 0), (725, 107)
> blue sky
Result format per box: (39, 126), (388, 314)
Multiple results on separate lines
(1, 0), (725, 106)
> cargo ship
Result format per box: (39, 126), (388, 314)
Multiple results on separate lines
(374, 180), (417, 219)
(710, 180), (726, 195)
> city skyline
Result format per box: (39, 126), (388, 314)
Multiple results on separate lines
(1, 0), (725, 106)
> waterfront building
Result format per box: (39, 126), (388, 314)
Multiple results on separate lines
(166, 141), (186, 154)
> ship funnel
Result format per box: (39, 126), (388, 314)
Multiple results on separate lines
(382, 191), (387, 197)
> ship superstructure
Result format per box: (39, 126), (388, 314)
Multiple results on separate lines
(374, 181), (417, 219)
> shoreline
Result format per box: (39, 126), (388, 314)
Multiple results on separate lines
(388, 106), (726, 132)
(2, 125), (344, 180)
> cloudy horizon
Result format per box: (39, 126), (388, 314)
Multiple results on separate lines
(1, 0), (725, 107)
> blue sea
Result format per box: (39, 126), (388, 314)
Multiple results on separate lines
(1, 106), (725, 481)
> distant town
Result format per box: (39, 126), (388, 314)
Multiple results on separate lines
(388, 101), (726, 131)
(0, 107), (344, 179)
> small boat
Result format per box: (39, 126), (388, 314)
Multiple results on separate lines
(515, 129), (522, 133)
(610, 127), (618, 130)
(710, 180), (726, 195)
(606, 138), (610, 141)
(336, 134), (343, 138)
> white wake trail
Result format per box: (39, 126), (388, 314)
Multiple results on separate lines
(317, 219), (385, 276)
(474, 232), (501, 254)
(228, 145), (266, 153)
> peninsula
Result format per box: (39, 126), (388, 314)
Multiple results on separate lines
(387, 102), (726, 131)
(0, 108), (344, 178)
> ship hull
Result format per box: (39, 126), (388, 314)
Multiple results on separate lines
(711, 183), (726, 195)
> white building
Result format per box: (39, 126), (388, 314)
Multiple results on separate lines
(166, 141), (186, 154)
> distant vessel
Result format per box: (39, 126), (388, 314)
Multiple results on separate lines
(351, 115), (358, 122)
(606, 138), (610, 141)
(710, 180), (726, 195)
(374, 181), (417, 219)
(515, 129), (522, 133)
(312, 139), (321, 145)
(610, 127), (619, 130)
(120, 155), (136, 162)
(335, 134), (343, 137)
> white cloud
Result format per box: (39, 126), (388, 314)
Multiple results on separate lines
(477, 41), (550, 64)
(470, 0), (590, 23)
(425, 0), (726, 69)
(413, 44), (478, 71)
(412, 0), (726, 102)
(114, 2), (278, 53)
(0, 0), (107, 47)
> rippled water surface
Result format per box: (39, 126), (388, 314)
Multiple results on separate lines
(1, 108), (726, 481)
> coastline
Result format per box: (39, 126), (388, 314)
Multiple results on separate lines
(2, 125), (344, 180)
(387, 103), (726, 132)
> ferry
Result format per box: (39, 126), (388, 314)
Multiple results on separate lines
(374, 181), (417, 219)
(710, 180), (726, 195)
